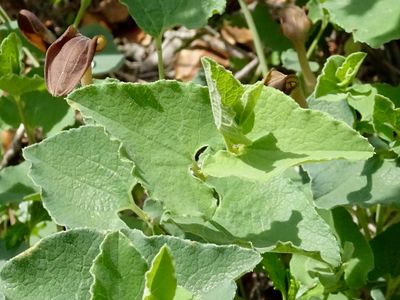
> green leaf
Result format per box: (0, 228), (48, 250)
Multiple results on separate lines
(0, 90), (74, 136)
(122, 229), (261, 297)
(373, 95), (400, 141)
(0, 33), (22, 76)
(80, 24), (124, 75)
(346, 83), (377, 122)
(90, 231), (148, 300)
(203, 87), (373, 181)
(119, 0), (226, 37)
(144, 244), (177, 300)
(0, 229), (104, 300)
(0, 162), (38, 205)
(23, 126), (135, 229)
(308, 94), (355, 126)
(201, 57), (254, 146)
(373, 83), (400, 107)
(208, 175), (341, 266)
(369, 222), (400, 279)
(322, 0), (400, 48)
(315, 52), (366, 98)
(67, 81), (221, 219)
(305, 156), (400, 208)
(329, 207), (374, 288)
(262, 253), (288, 298)
(0, 240), (27, 271)
(0, 74), (44, 96)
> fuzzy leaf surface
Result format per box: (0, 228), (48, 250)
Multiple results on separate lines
(204, 87), (373, 181)
(122, 229), (261, 297)
(0, 229), (104, 300)
(209, 175), (341, 266)
(322, 0), (400, 48)
(305, 157), (400, 209)
(0, 162), (38, 204)
(23, 126), (135, 229)
(90, 231), (148, 300)
(67, 81), (220, 219)
(315, 52), (366, 98)
(119, 0), (226, 37)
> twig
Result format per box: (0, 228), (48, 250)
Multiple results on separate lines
(0, 124), (25, 170)
(235, 57), (259, 81)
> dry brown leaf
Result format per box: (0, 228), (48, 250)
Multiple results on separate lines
(175, 49), (228, 81)
(221, 25), (253, 45)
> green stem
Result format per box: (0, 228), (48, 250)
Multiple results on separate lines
(354, 207), (372, 240)
(22, 47), (40, 68)
(375, 204), (385, 235)
(386, 276), (400, 300)
(129, 203), (153, 230)
(294, 41), (316, 94)
(15, 95), (35, 144)
(237, 0), (268, 76)
(306, 18), (328, 59)
(0, 5), (11, 23)
(73, 0), (92, 28)
(155, 34), (165, 80)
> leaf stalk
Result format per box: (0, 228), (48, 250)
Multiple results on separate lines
(155, 34), (165, 80)
(237, 0), (268, 76)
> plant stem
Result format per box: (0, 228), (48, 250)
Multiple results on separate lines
(237, 0), (268, 76)
(155, 34), (165, 80)
(22, 47), (40, 68)
(73, 0), (92, 28)
(129, 203), (153, 229)
(306, 18), (328, 59)
(14, 95), (35, 144)
(0, 5), (11, 23)
(354, 206), (372, 240)
(386, 276), (400, 300)
(375, 204), (385, 235)
(294, 41), (316, 94)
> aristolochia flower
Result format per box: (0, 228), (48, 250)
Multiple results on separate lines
(45, 26), (98, 96)
(17, 9), (56, 52)
(280, 4), (311, 46)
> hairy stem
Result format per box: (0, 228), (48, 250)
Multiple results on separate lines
(237, 0), (268, 76)
(155, 34), (165, 80)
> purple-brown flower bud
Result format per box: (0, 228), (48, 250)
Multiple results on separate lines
(45, 26), (98, 96)
(17, 9), (56, 52)
(263, 69), (298, 95)
(280, 5), (311, 45)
